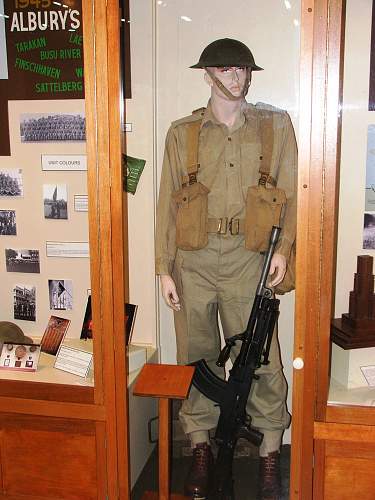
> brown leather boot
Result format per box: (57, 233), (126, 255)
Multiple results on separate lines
(258, 450), (281, 500)
(184, 442), (214, 499)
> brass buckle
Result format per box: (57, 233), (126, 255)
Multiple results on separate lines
(188, 172), (197, 185)
(217, 217), (228, 234)
(229, 218), (240, 235)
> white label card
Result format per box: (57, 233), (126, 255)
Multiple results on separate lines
(41, 155), (87, 171)
(54, 345), (92, 378)
(74, 195), (88, 212)
(46, 241), (89, 258)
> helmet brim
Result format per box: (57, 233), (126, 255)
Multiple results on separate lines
(190, 63), (263, 71)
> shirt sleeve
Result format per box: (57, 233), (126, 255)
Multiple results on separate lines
(274, 112), (298, 260)
(155, 126), (182, 275)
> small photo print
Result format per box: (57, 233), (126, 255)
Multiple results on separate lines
(0, 210), (16, 235)
(43, 184), (68, 220)
(0, 169), (23, 197)
(20, 113), (86, 142)
(48, 279), (73, 310)
(5, 249), (40, 273)
(13, 284), (36, 322)
(41, 315), (70, 355)
(364, 213), (375, 249)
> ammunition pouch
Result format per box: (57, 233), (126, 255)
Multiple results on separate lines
(173, 182), (210, 251)
(244, 185), (286, 253)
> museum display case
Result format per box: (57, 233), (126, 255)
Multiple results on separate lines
(0, 0), (130, 498)
(0, 0), (374, 498)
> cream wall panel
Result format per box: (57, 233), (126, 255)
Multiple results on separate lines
(335, 0), (374, 316)
(0, 99), (89, 339)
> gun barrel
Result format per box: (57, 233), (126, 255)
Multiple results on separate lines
(255, 226), (281, 296)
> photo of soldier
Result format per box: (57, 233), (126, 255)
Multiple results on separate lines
(0, 169), (23, 197)
(13, 285), (36, 322)
(43, 184), (68, 220)
(20, 113), (86, 143)
(0, 210), (16, 235)
(5, 249), (40, 273)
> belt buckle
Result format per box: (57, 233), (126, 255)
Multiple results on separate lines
(229, 218), (240, 235)
(217, 217), (228, 234)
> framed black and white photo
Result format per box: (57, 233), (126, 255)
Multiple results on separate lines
(48, 279), (73, 311)
(0, 169), (23, 197)
(43, 184), (68, 220)
(5, 249), (40, 273)
(0, 210), (16, 235)
(13, 284), (36, 322)
(20, 113), (86, 142)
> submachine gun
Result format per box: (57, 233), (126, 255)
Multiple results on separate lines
(191, 226), (282, 500)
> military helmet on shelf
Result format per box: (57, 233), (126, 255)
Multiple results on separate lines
(0, 321), (33, 349)
(190, 38), (263, 71)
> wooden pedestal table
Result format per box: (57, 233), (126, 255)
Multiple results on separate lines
(133, 363), (195, 500)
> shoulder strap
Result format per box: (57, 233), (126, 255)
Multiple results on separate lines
(259, 113), (276, 187)
(183, 119), (202, 186)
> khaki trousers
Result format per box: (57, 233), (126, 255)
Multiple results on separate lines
(172, 234), (290, 444)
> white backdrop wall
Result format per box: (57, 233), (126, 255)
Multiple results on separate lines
(127, 0), (301, 443)
(335, 0), (375, 315)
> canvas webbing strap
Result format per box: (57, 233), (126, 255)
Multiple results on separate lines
(258, 113), (276, 187)
(183, 110), (276, 187)
(183, 119), (202, 186)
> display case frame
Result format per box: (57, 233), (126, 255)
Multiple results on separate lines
(290, 1), (375, 498)
(0, 0), (130, 498)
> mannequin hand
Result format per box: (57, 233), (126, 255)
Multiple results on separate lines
(268, 253), (287, 287)
(160, 275), (181, 311)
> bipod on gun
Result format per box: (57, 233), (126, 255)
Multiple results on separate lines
(191, 226), (281, 500)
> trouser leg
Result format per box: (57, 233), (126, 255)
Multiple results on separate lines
(217, 247), (290, 451)
(172, 250), (222, 436)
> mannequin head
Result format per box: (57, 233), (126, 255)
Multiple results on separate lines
(191, 38), (262, 101)
(204, 66), (251, 101)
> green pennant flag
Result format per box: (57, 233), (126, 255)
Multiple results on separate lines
(122, 154), (146, 195)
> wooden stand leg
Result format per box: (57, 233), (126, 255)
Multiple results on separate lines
(159, 397), (171, 500)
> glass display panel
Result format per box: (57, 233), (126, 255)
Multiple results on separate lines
(126, 0), (301, 495)
(0, 0), (94, 387)
(329, 0), (375, 406)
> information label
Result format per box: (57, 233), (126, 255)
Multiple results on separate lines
(42, 154), (87, 171)
(74, 194), (88, 212)
(54, 345), (92, 378)
(46, 241), (89, 258)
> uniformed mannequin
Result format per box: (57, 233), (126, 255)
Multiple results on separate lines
(156, 38), (297, 500)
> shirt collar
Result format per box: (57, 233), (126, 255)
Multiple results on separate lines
(201, 99), (247, 132)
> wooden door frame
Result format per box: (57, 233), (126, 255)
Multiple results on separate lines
(290, 0), (345, 498)
(83, 0), (130, 498)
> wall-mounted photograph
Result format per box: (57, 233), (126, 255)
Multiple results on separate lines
(363, 213), (375, 249)
(48, 279), (73, 310)
(0, 169), (23, 197)
(13, 284), (36, 322)
(20, 113), (86, 142)
(0, 210), (16, 235)
(43, 184), (68, 220)
(5, 249), (40, 273)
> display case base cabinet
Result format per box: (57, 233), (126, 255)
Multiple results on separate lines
(316, 439), (375, 500)
(0, 414), (101, 500)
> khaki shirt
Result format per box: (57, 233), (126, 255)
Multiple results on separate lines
(155, 100), (297, 275)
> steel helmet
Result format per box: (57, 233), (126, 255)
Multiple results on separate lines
(0, 321), (33, 348)
(190, 38), (263, 71)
